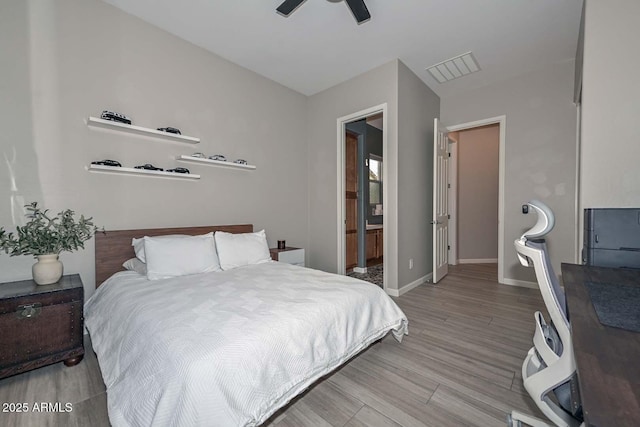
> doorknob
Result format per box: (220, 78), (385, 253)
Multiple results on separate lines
(430, 220), (441, 225)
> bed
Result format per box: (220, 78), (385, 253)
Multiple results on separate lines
(86, 225), (408, 427)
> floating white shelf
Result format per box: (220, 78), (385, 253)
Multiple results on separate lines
(88, 164), (200, 180)
(177, 155), (257, 170)
(87, 116), (200, 144)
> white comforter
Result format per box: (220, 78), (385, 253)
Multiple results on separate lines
(85, 262), (408, 427)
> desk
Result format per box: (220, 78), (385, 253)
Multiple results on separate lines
(561, 263), (640, 427)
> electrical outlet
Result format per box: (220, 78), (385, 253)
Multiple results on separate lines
(409, 258), (414, 269)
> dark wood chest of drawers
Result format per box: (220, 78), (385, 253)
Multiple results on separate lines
(0, 274), (84, 379)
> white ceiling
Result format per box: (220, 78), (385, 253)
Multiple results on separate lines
(101, 0), (583, 98)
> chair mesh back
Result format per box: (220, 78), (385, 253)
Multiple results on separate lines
(525, 240), (567, 320)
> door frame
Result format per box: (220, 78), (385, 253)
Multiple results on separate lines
(448, 139), (458, 265)
(446, 115), (506, 284)
(337, 103), (388, 292)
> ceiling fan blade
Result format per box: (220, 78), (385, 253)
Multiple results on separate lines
(345, 0), (371, 23)
(276, 0), (306, 16)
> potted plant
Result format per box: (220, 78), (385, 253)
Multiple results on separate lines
(0, 202), (98, 285)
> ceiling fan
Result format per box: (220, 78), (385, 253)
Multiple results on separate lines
(277, 0), (371, 24)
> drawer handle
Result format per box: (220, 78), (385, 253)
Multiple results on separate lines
(17, 303), (42, 319)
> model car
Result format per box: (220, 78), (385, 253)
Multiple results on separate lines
(134, 164), (163, 171)
(234, 159), (248, 165)
(209, 154), (227, 162)
(157, 127), (181, 135)
(101, 110), (132, 125)
(91, 159), (122, 167)
(191, 152), (206, 158)
(166, 167), (190, 174)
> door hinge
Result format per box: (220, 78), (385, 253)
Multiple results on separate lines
(448, 245), (451, 250)
(448, 214), (451, 219)
(447, 183), (451, 188)
(448, 153), (451, 157)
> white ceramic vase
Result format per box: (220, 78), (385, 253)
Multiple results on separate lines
(32, 254), (63, 285)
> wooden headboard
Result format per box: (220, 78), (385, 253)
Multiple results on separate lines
(94, 224), (253, 288)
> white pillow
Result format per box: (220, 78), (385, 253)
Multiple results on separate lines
(214, 230), (272, 270)
(143, 233), (222, 280)
(132, 234), (181, 262)
(132, 233), (220, 266)
(122, 258), (147, 275)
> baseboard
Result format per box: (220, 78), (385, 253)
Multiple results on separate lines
(387, 273), (433, 297)
(501, 278), (538, 289)
(353, 266), (367, 274)
(458, 258), (498, 264)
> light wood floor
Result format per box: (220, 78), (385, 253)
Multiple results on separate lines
(0, 264), (545, 426)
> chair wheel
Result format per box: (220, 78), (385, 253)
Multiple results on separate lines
(506, 414), (521, 427)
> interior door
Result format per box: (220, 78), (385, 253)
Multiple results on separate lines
(345, 131), (358, 270)
(432, 118), (449, 283)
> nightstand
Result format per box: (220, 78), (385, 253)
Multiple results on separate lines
(0, 274), (84, 379)
(270, 247), (305, 267)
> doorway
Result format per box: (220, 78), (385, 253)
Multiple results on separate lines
(344, 115), (384, 286)
(337, 104), (388, 291)
(449, 124), (500, 263)
(446, 116), (506, 284)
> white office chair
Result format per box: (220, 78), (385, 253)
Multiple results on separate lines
(508, 200), (583, 427)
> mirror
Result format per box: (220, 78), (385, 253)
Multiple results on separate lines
(369, 155), (382, 216)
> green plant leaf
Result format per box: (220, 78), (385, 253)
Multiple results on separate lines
(0, 202), (99, 257)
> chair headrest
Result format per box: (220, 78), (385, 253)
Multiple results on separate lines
(520, 200), (555, 241)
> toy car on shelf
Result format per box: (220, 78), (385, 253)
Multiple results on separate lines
(166, 167), (190, 174)
(91, 159), (122, 167)
(134, 164), (163, 171)
(191, 152), (206, 158)
(209, 154), (227, 162)
(157, 127), (181, 135)
(100, 110), (131, 125)
(234, 159), (248, 165)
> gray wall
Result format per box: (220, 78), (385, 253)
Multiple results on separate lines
(397, 61), (440, 287)
(307, 60), (400, 289)
(0, 0), (309, 296)
(457, 125), (499, 261)
(0, 0), (43, 280)
(441, 60), (577, 283)
(306, 60), (441, 292)
(367, 125), (383, 158)
(580, 0), (640, 211)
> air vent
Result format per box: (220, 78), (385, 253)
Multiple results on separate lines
(426, 52), (481, 83)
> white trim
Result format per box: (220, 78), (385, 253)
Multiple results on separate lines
(448, 140), (458, 265)
(447, 115), (506, 285)
(387, 273), (432, 297)
(337, 104), (389, 292)
(458, 258), (498, 264)
(574, 104), (582, 263)
(353, 266), (367, 274)
(501, 278), (538, 289)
